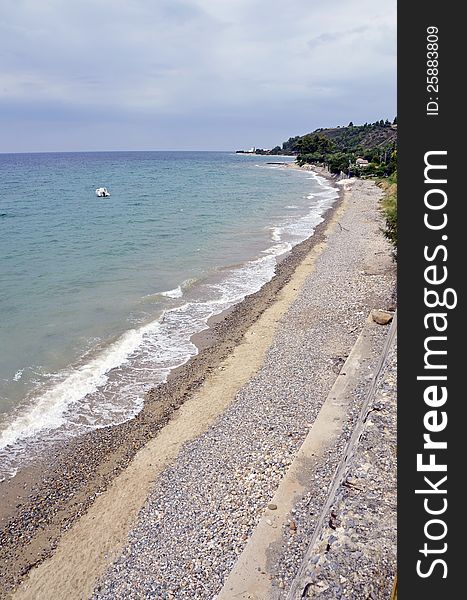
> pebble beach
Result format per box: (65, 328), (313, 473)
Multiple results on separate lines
(4, 174), (397, 600)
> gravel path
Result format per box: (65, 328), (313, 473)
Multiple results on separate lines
(92, 179), (396, 599)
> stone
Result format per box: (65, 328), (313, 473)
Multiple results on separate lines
(371, 309), (394, 325)
(268, 503), (278, 511)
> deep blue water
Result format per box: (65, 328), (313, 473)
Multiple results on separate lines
(0, 151), (337, 478)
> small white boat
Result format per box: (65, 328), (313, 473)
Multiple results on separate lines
(96, 187), (110, 197)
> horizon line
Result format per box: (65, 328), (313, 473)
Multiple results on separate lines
(0, 149), (243, 155)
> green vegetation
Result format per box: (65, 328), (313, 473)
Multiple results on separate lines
(378, 171), (397, 249)
(271, 120), (397, 177)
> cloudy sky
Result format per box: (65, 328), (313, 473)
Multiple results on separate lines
(0, 0), (396, 152)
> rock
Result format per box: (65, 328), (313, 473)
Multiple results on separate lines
(371, 309), (393, 325)
(268, 503), (278, 511)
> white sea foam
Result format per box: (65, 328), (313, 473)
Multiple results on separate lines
(0, 326), (153, 451)
(144, 278), (197, 301)
(270, 226), (282, 242)
(0, 466), (17, 483)
(160, 285), (183, 299)
(13, 369), (24, 382)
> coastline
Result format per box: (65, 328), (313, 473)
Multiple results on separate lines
(11, 174), (396, 600)
(0, 151), (323, 479)
(0, 167), (343, 596)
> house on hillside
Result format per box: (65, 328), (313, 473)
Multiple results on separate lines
(355, 157), (370, 167)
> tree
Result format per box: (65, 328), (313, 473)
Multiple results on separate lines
(294, 133), (335, 155)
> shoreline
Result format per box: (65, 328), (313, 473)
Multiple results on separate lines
(0, 159), (334, 478)
(0, 152), (325, 479)
(0, 167), (342, 596)
(7, 175), (396, 600)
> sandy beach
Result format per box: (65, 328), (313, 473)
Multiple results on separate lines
(0, 171), (396, 599)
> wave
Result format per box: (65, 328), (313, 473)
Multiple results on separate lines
(270, 226), (282, 242)
(0, 325), (153, 452)
(160, 286), (183, 299)
(143, 278), (198, 302)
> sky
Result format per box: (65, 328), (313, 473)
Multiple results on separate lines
(0, 0), (397, 152)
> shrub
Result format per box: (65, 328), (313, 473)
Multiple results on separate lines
(379, 172), (397, 248)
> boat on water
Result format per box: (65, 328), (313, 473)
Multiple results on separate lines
(96, 187), (111, 197)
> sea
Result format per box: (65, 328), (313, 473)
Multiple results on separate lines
(0, 151), (338, 480)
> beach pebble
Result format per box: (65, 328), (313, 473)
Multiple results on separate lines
(371, 309), (394, 325)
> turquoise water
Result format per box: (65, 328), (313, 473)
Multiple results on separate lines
(0, 151), (337, 478)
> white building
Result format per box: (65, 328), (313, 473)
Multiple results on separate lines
(356, 157), (370, 167)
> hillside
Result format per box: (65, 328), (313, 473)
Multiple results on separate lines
(271, 120), (397, 176)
